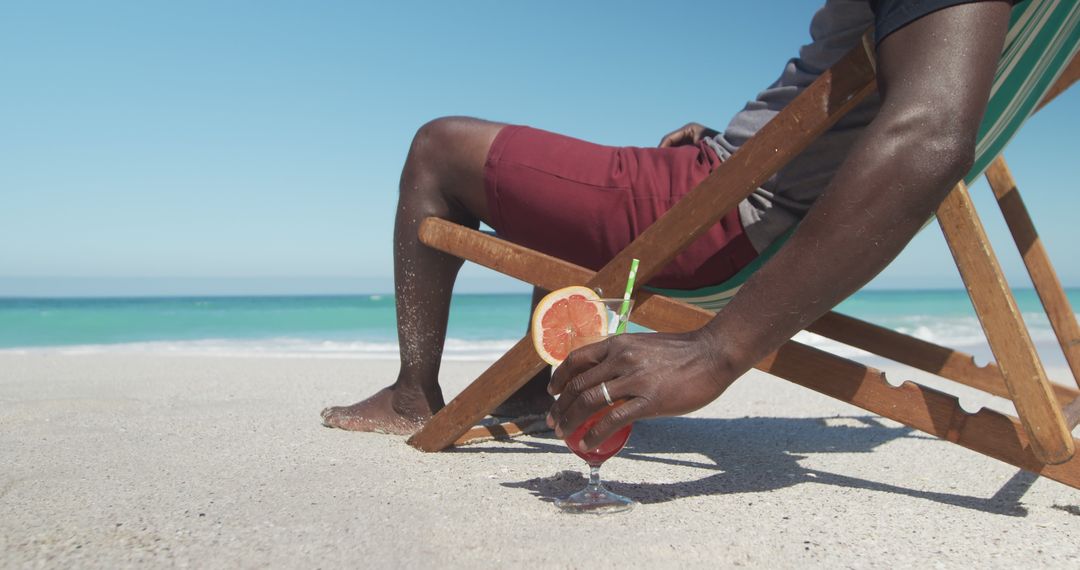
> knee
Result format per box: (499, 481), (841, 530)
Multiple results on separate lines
(400, 117), (465, 194)
(407, 116), (471, 167)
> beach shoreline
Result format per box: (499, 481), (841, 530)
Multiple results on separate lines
(3, 352), (1079, 567)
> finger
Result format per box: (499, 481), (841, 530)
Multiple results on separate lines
(581, 395), (650, 450)
(548, 355), (617, 433)
(554, 373), (631, 438)
(547, 338), (609, 396)
(661, 129), (688, 148)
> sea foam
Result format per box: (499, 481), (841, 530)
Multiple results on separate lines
(0, 337), (518, 361)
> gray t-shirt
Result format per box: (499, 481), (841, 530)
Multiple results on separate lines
(705, 0), (880, 253)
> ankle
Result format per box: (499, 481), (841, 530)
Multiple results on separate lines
(391, 382), (444, 416)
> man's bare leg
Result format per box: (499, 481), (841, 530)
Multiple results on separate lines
(321, 117), (550, 434)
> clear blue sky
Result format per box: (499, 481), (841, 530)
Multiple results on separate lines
(2, 0), (1078, 296)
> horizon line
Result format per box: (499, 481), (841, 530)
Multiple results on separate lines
(3, 285), (1076, 301)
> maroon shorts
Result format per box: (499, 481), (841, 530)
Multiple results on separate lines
(483, 125), (757, 290)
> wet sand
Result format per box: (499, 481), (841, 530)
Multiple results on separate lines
(2, 352), (1079, 568)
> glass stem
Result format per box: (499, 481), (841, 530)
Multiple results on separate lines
(588, 465), (603, 489)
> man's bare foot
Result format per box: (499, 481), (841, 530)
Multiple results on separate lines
(321, 386), (441, 435)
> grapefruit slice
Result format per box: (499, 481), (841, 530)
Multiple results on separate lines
(530, 286), (607, 365)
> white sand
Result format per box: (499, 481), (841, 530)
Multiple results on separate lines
(2, 352), (1079, 568)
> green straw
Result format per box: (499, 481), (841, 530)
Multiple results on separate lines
(614, 258), (639, 335)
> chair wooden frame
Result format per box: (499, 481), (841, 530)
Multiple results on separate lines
(405, 39), (1080, 490)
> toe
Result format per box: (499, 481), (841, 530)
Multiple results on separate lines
(321, 408), (348, 428)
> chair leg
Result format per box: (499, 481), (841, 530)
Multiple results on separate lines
(936, 181), (1074, 464)
(985, 156), (1080, 390)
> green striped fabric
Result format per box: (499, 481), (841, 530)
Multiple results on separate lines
(649, 0), (1080, 312)
(969, 0), (1080, 182)
(646, 227), (794, 312)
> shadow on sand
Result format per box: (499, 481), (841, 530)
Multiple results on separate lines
(451, 415), (1037, 516)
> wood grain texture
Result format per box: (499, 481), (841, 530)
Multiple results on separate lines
(420, 219), (1080, 406)
(416, 218), (594, 291)
(808, 311), (1079, 405)
(985, 156), (1080, 390)
(937, 182), (1073, 464)
(410, 220), (1080, 487)
(413, 220), (1080, 489)
(453, 415), (550, 446)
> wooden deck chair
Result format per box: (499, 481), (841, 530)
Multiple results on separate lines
(407, 1), (1080, 490)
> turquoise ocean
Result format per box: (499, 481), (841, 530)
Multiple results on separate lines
(1, 290), (1077, 366)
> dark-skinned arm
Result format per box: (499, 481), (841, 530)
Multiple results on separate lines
(548, 1), (1015, 450)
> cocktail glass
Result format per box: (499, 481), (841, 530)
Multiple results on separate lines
(555, 298), (636, 514)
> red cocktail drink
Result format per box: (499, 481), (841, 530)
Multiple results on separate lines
(565, 405), (633, 467)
